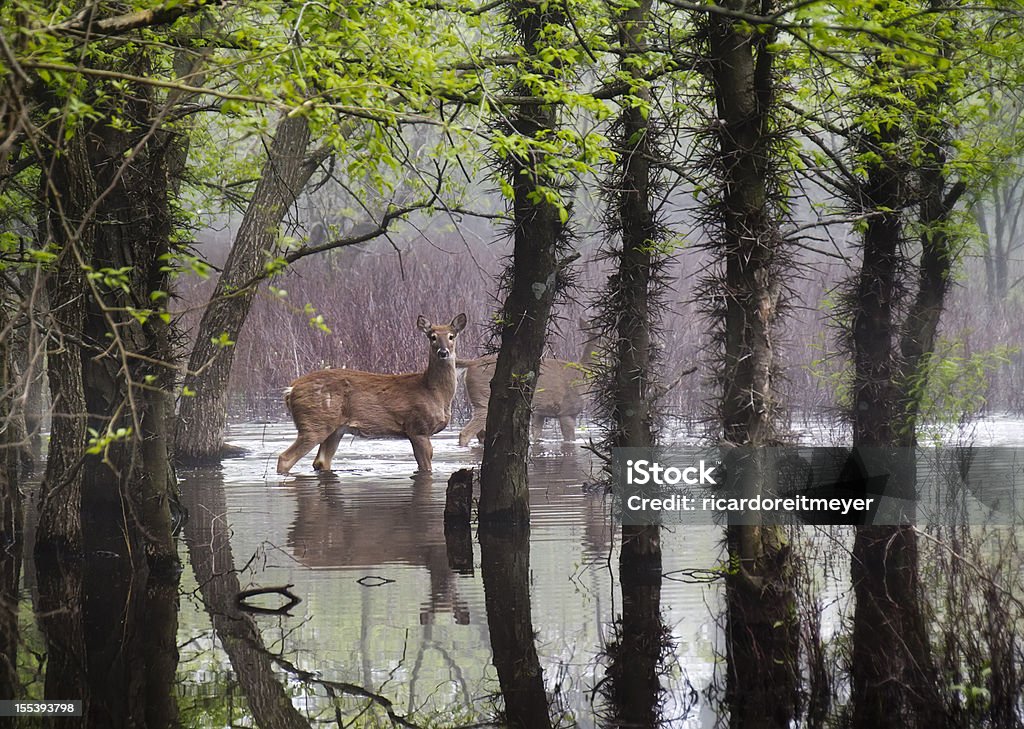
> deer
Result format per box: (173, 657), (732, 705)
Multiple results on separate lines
(456, 324), (599, 446)
(276, 314), (467, 475)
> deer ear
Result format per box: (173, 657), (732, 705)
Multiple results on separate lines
(450, 313), (467, 334)
(416, 316), (432, 334)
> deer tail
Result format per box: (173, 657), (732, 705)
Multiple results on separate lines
(283, 386), (294, 414)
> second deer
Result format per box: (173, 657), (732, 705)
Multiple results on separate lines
(456, 326), (599, 446)
(277, 314), (467, 475)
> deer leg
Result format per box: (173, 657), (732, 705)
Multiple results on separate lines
(409, 435), (434, 473)
(460, 409), (488, 446)
(559, 415), (576, 443)
(277, 428), (330, 474)
(312, 428), (345, 471)
(531, 413), (545, 442)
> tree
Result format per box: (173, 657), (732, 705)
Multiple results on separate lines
(478, 0), (581, 526)
(681, 0), (801, 723)
(175, 113), (316, 463)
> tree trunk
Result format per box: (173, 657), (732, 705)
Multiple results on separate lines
(846, 32), (960, 726)
(478, 0), (573, 526)
(175, 113), (314, 464)
(180, 467), (311, 729)
(605, 0), (659, 452)
(479, 526), (551, 728)
(700, 4), (799, 726)
(0, 300), (23, 722)
(37, 132), (93, 558)
(599, 2), (669, 721)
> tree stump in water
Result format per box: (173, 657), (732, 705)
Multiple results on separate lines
(444, 469), (474, 528)
(444, 469), (474, 573)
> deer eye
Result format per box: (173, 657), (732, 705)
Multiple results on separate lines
(448, 334), (454, 340)
(430, 334), (437, 341)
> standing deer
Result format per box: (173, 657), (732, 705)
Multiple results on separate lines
(456, 326), (599, 446)
(276, 314), (467, 475)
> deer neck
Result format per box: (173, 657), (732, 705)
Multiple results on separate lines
(425, 354), (457, 393)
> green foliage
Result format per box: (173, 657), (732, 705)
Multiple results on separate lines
(905, 338), (1017, 441)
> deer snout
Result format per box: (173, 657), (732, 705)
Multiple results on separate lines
(437, 349), (452, 360)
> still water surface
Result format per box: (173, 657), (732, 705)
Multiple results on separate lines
(18, 415), (1024, 727)
(175, 422), (720, 727)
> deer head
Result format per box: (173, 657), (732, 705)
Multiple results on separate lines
(417, 313), (468, 362)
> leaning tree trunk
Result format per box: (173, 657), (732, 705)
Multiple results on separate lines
(696, 2), (799, 726)
(478, 0), (574, 526)
(175, 113), (313, 464)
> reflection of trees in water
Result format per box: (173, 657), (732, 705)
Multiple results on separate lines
(180, 468), (310, 729)
(597, 524), (679, 728)
(31, 498), (180, 728)
(480, 526), (552, 728)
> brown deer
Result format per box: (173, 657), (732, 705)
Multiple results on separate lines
(276, 314), (467, 475)
(456, 326), (599, 446)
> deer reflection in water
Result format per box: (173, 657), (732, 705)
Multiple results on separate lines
(287, 472), (471, 624)
(277, 314), (467, 475)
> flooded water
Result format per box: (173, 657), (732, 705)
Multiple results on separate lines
(10, 416), (1024, 727)
(173, 423), (721, 727)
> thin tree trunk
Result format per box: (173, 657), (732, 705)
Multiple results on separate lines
(478, 0), (573, 526)
(600, 2), (668, 720)
(175, 113), (313, 464)
(0, 300), (23, 722)
(599, 0), (663, 454)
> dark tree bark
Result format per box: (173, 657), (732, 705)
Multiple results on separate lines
(175, 113), (314, 464)
(33, 51), (179, 571)
(695, 3), (800, 726)
(604, 0), (660, 453)
(37, 131), (93, 558)
(479, 527), (551, 728)
(478, 0), (574, 527)
(595, 2), (669, 722)
(846, 143), (945, 729)
(842, 14), (972, 724)
(0, 300), (24, 723)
